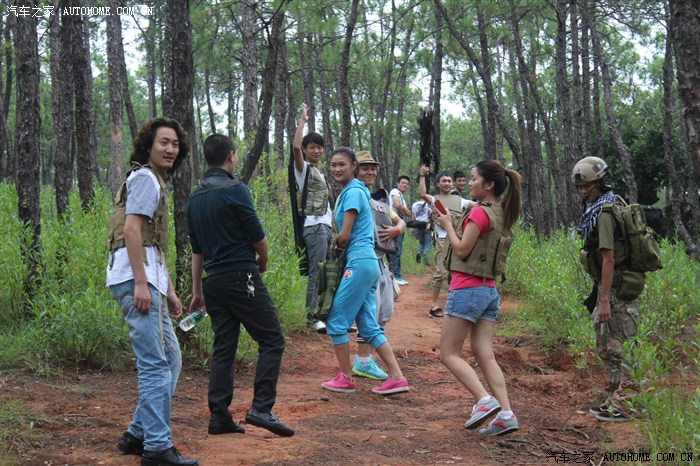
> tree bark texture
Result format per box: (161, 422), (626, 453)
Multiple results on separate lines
(240, 5), (286, 184)
(163, 0), (195, 294)
(662, 12), (699, 260)
(52, 4), (74, 218)
(15, 0), (42, 315)
(107, 0), (126, 199)
(240, 0), (259, 140)
(430, 3), (443, 176)
(670, 0), (700, 239)
(65, 0), (96, 211)
(337, 0), (360, 147)
(670, 0), (700, 190)
(583, 0), (638, 202)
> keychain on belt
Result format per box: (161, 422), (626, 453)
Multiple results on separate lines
(246, 273), (255, 298)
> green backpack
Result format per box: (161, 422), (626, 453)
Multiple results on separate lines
(314, 239), (346, 322)
(603, 196), (663, 273)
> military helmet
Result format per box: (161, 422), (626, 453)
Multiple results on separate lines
(571, 156), (609, 185)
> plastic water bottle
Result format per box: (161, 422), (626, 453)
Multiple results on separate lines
(179, 309), (207, 331)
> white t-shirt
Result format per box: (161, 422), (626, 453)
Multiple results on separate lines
(412, 200), (431, 223)
(425, 194), (472, 238)
(389, 187), (407, 216)
(106, 169), (170, 296)
(294, 161), (332, 228)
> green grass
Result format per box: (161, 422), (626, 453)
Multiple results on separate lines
(502, 224), (700, 455)
(0, 398), (45, 462)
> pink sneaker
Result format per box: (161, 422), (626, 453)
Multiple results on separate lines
(321, 372), (356, 393)
(371, 377), (409, 395)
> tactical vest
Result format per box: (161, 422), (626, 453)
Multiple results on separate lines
(297, 164), (331, 217)
(432, 194), (464, 219)
(445, 202), (512, 280)
(107, 164), (169, 262)
(580, 211), (646, 300)
(370, 193), (398, 256)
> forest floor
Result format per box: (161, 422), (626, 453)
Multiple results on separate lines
(2, 271), (649, 465)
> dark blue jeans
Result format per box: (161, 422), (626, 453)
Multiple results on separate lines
(389, 232), (404, 280)
(203, 270), (285, 424)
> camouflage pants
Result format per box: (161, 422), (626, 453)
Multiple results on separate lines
(592, 291), (640, 414)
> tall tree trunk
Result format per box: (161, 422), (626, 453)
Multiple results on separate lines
(580, 0), (592, 159)
(670, 0), (700, 239)
(475, 4), (497, 160)
(337, 0), (360, 147)
(434, 0), (521, 165)
(583, 0), (638, 202)
(508, 0), (553, 233)
(15, 0), (42, 317)
(299, 31), (315, 133)
(145, 16), (158, 119)
(570, 0), (585, 221)
(163, 0), (195, 294)
(507, 45), (534, 228)
(317, 32), (333, 161)
(430, 3), (443, 173)
(69, 0), (96, 211)
(555, 0), (575, 225)
(227, 79), (238, 139)
(274, 36), (288, 169)
(204, 68), (217, 135)
(240, 5), (286, 184)
(0, 11), (5, 181)
(390, 13), (414, 190)
(241, 0), (259, 140)
(107, 0), (126, 199)
(662, 10), (699, 260)
(52, 5), (73, 218)
(374, 0), (397, 188)
(1, 14), (14, 181)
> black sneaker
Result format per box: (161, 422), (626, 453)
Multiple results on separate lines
(429, 308), (444, 318)
(595, 409), (631, 422)
(118, 431), (144, 456)
(245, 408), (295, 437)
(141, 446), (198, 466)
(208, 419), (245, 435)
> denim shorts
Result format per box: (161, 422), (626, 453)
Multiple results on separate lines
(444, 286), (500, 323)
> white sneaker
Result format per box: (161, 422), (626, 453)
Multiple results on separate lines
(396, 278), (409, 286)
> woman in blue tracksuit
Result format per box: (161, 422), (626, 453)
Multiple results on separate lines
(320, 147), (409, 396)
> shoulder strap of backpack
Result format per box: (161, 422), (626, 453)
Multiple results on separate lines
(299, 165), (311, 216)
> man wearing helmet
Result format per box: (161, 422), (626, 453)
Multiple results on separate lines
(572, 156), (640, 423)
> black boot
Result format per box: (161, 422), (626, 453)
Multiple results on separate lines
(141, 446), (198, 466)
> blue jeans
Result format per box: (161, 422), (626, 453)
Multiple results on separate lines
(416, 229), (431, 263)
(110, 280), (182, 452)
(389, 232), (404, 279)
(303, 223), (332, 318)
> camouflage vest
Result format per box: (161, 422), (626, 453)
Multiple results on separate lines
(445, 202), (512, 280)
(107, 164), (169, 263)
(297, 164), (331, 217)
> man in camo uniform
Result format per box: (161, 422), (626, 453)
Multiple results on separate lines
(572, 156), (641, 422)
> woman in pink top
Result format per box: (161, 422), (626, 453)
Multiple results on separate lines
(435, 160), (522, 437)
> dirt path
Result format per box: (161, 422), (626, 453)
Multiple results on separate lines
(4, 271), (645, 465)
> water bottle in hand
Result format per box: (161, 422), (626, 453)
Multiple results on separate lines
(179, 309), (207, 331)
